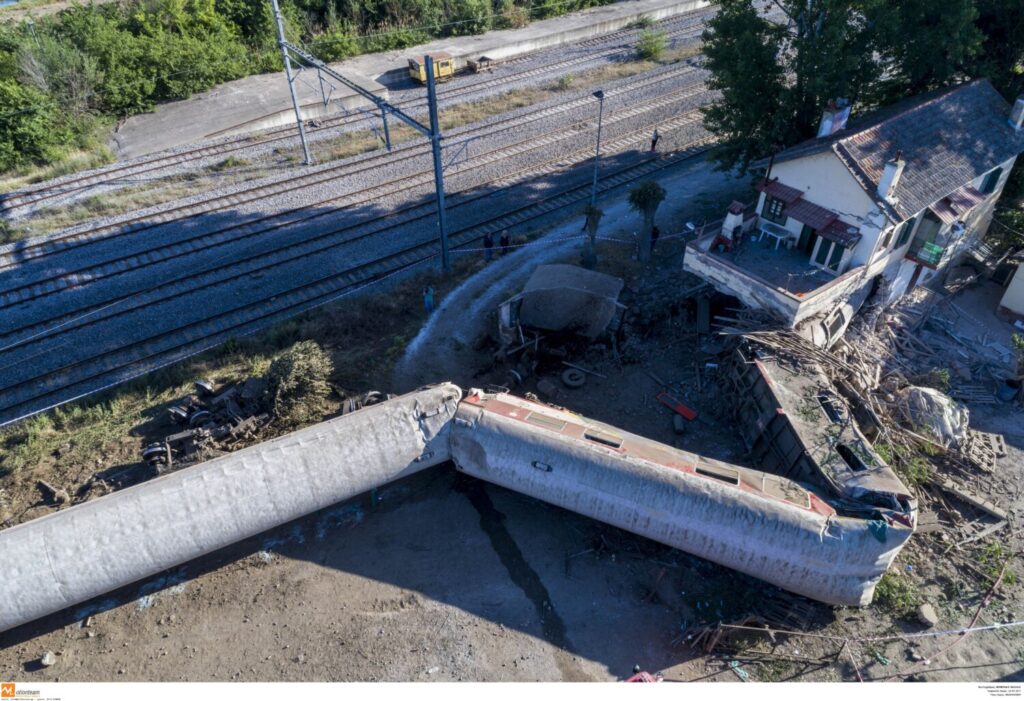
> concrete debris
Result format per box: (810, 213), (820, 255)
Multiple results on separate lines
(897, 386), (970, 448)
(917, 603), (939, 628)
(39, 651), (56, 667)
(35, 480), (70, 506)
(927, 476), (1008, 521)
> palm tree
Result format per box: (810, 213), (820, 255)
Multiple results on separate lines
(581, 204), (603, 268)
(627, 180), (667, 264)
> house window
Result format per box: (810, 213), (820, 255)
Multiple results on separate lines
(827, 242), (845, 271)
(980, 167), (1004, 195)
(812, 239), (847, 273)
(895, 216), (917, 248)
(814, 238), (830, 265)
(762, 195), (787, 225)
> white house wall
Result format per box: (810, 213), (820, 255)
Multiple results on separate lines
(771, 152), (878, 222)
(999, 263), (1024, 316)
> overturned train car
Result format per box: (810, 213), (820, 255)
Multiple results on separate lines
(0, 381), (914, 634)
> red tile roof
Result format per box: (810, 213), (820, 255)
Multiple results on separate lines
(757, 179), (803, 204)
(820, 219), (862, 247)
(930, 184), (988, 224)
(784, 198), (839, 231)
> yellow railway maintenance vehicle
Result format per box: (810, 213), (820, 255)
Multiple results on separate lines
(407, 52), (456, 84)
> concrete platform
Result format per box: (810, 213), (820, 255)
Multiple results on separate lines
(112, 0), (709, 158)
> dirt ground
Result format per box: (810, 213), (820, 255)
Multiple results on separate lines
(2, 167), (1023, 683)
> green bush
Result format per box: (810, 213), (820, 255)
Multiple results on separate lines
(0, 0), (624, 173)
(636, 28), (667, 61)
(265, 340), (334, 426)
(872, 571), (921, 618)
(447, 0), (493, 36)
(0, 79), (73, 170)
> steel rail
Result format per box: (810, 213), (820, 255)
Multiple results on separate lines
(0, 12), (711, 214)
(0, 126), (714, 424)
(0, 109), (705, 354)
(0, 64), (704, 281)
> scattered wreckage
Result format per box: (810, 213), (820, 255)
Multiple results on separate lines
(498, 264), (626, 390)
(1, 341), (925, 633)
(141, 379), (271, 473)
(139, 380), (392, 474)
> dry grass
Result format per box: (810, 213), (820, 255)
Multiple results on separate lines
(19, 167), (266, 236)
(0, 147), (114, 194)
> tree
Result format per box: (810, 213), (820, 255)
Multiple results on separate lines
(627, 180), (666, 265)
(870, 0), (981, 103)
(0, 79), (72, 170)
(265, 340), (334, 427)
(700, 0), (790, 173)
(636, 29), (666, 61)
(972, 0), (1024, 99)
(701, 0), (981, 173)
(581, 204), (603, 269)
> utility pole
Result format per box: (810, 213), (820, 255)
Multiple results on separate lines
(269, 15), (451, 274)
(425, 55), (450, 274)
(379, 106), (392, 151)
(270, 0), (312, 165)
(590, 90), (605, 207)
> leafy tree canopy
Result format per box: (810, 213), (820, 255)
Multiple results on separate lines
(702, 0), (993, 173)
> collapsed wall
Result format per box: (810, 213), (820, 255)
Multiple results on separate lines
(0, 383), (462, 634)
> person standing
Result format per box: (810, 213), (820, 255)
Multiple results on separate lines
(423, 286), (434, 314)
(650, 225), (661, 252)
(650, 128), (660, 153)
(483, 231), (494, 262)
(499, 230), (511, 256)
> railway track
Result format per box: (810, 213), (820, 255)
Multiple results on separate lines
(0, 61), (706, 284)
(0, 117), (714, 426)
(0, 10), (712, 216)
(0, 86), (709, 349)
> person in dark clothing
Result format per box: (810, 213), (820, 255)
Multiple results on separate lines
(499, 230), (511, 255)
(650, 128), (660, 152)
(483, 231), (494, 262)
(650, 225), (661, 251)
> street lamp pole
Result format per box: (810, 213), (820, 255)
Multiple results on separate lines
(589, 90), (605, 207)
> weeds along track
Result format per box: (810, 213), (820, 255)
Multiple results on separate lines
(0, 117), (712, 425)
(0, 10), (712, 216)
(0, 83), (710, 345)
(0, 62), (705, 287)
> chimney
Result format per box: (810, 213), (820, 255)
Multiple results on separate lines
(722, 201), (746, 241)
(817, 98), (850, 138)
(1010, 95), (1024, 131)
(877, 150), (906, 201)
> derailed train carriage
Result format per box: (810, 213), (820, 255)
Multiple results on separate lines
(0, 371), (915, 634)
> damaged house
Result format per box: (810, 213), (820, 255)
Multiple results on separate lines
(685, 80), (1024, 346)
